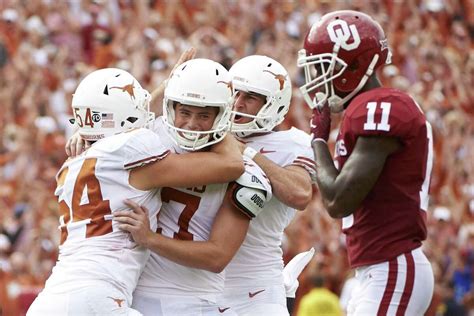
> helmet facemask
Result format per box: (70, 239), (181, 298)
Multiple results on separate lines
(299, 44), (383, 113)
(163, 99), (232, 151)
(298, 47), (347, 112)
(162, 58), (234, 151)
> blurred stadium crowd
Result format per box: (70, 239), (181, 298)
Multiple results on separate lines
(0, 0), (473, 315)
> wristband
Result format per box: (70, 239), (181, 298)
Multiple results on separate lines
(243, 147), (258, 159)
(311, 138), (327, 145)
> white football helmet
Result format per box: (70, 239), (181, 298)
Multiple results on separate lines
(163, 58), (233, 151)
(229, 55), (292, 137)
(71, 68), (153, 141)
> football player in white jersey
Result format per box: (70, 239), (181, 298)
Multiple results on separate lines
(27, 68), (245, 316)
(216, 55), (316, 316)
(113, 59), (273, 316)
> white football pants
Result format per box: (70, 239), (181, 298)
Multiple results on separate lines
(347, 247), (434, 316)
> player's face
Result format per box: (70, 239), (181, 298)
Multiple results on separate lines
(174, 103), (219, 132)
(233, 91), (266, 124)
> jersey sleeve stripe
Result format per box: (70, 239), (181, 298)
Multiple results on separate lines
(124, 150), (170, 169)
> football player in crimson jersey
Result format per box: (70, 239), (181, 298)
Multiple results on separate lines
(298, 10), (434, 316)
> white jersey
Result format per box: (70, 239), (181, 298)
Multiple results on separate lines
(224, 127), (315, 288)
(150, 116), (179, 153)
(137, 183), (229, 302)
(44, 128), (169, 304)
(136, 117), (271, 303)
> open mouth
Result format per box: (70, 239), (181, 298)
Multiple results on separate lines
(233, 114), (243, 123)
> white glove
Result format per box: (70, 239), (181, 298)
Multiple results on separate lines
(283, 247), (315, 298)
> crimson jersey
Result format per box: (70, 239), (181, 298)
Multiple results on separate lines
(335, 87), (433, 268)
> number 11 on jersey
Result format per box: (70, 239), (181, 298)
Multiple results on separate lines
(364, 102), (391, 131)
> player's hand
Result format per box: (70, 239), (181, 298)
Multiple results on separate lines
(211, 133), (242, 155)
(310, 102), (331, 144)
(65, 132), (90, 157)
(114, 199), (153, 247)
(231, 136), (246, 154)
(236, 140), (246, 154)
(171, 47), (196, 75)
(150, 47), (196, 101)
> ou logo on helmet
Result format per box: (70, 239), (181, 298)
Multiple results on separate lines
(326, 20), (361, 51)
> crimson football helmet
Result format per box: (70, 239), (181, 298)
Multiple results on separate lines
(298, 10), (392, 112)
